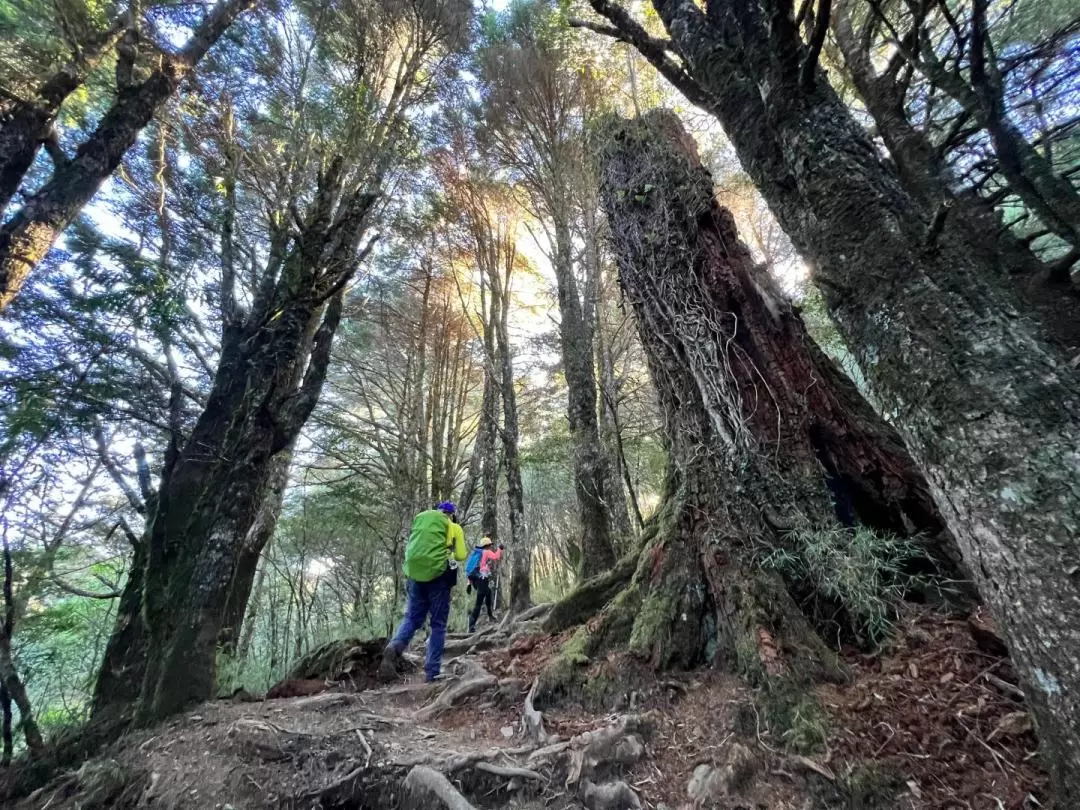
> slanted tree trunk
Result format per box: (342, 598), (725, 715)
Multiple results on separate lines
(541, 113), (965, 706)
(0, 0), (255, 313)
(235, 558), (266, 665)
(586, 0), (1080, 794)
(218, 448), (294, 656)
(90, 527), (149, 719)
(91, 168), (375, 725)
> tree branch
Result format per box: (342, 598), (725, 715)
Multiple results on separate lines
(800, 0), (832, 90)
(94, 422), (146, 514)
(574, 0), (712, 109)
(48, 577), (121, 599)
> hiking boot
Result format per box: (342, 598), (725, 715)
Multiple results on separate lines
(467, 621), (476, 634)
(425, 673), (447, 683)
(378, 644), (400, 682)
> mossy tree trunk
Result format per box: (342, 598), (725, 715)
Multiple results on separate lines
(587, 0), (1080, 793)
(540, 112), (960, 702)
(90, 166), (376, 725)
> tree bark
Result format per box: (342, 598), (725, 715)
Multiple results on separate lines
(218, 449), (294, 656)
(90, 175), (375, 725)
(0, 0), (255, 312)
(478, 358), (500, 539)
(596, 313), (634, 541)
(491, 240), (531, 614)
(589, 0), (1080, 794)
(1, 528), (44, 757)
(551, 223), (619, 579)
(90, 527), (149, 720)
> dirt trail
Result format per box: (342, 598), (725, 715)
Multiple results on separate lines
(10, 604), (1048, 810)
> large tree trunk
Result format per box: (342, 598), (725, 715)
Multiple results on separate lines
(218, 449), (294, 656)
(551, 226), (620, 579)
(0, 0), (254, 313)
(135, 297), (336, 722)
(588, 0), (1080, 795)
(90, 177), (374, 725)
(90, 530), (149, 720)
(544, 113), (964, 693)
(542, 115), (891, 702)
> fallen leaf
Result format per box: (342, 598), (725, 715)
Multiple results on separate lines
(988, 711), (1032, 741)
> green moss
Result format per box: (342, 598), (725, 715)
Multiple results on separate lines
(582, 674), (619, 706)
(842, 762), (905, 809)
(627, 588), (675, 659)
(758, 679), (828, 754)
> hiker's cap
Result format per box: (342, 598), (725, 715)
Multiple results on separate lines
(478, 536), (493, 548)
(437, 501), (457, 515)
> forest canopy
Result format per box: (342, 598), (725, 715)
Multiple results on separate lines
(0, 0), (1078, 805)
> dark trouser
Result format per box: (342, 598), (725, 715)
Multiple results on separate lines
(389, 577), (451, 680)
(468, 575), (495, 629)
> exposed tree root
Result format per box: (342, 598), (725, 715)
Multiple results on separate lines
(522, 677), (551, 744)
(535, 472), (848, 729)
(582, 778), (643, 810)
(565, 715), (650, 787)
(543, 551), (638, 634)
(474, 761), (546, 782)
(402, 765), (478, 810)
(414, 662), (498, 722)
(514, 602), (554, 623)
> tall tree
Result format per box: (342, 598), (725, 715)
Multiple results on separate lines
(440, 148), (533, 611)
(577, 0), (1080, 796)
(479, 8), (619, 578)
(544, 113), (960, 663)
(91, 0), (470, 723)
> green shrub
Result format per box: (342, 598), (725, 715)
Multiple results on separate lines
(759, 526), (937, 647)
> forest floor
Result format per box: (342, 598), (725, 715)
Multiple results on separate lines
(9, 604), (1048, 810)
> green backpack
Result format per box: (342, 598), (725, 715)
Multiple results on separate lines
(403, 509), (452, 583)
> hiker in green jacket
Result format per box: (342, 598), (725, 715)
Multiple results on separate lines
(380, 501), (467, 682)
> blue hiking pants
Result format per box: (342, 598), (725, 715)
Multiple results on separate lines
(389, 576), (451, 680)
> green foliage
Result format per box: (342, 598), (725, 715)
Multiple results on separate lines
(760, 527), (934, 647)
(841, 761), (906, 809)
(758, 679), (828, 754)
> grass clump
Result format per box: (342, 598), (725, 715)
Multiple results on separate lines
(760, 526), (936, 647)
(759, 679), (828, 754)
